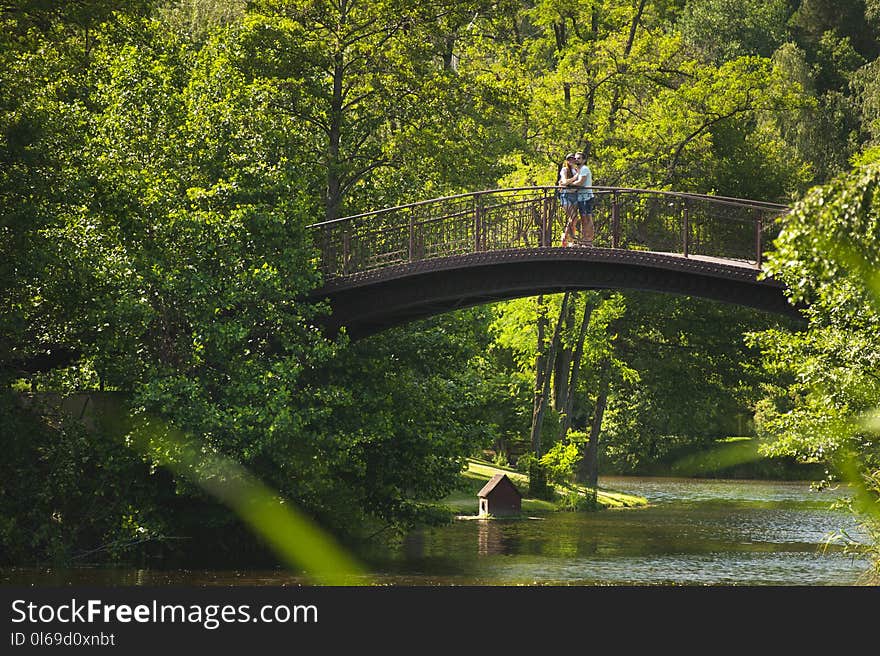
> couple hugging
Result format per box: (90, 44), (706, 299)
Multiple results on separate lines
(557, 151), (595, 247)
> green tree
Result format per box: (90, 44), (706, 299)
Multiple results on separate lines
(1, 5), (488, 561)
(678, 0), (791, 63)
(789, 0), (880, 65)
(241, 0), (520, 220)
(0, 1), (155, 378)
(305, 311), (493, 530)
(751, 161), (880, 572)
(601, 293), (791, 474)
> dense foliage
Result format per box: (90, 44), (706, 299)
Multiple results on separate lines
(749, 160), (880, 572)
(1, 0), (878, 571)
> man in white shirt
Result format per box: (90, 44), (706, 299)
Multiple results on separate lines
(569, 152), (595, 246)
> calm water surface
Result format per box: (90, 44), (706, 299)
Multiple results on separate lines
(364, 476), (873, 585)
(1, 477), (874, 586)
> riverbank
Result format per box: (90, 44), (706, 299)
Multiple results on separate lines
(442, 458), (647, 516)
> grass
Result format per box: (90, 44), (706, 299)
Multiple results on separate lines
(442, 457), (647, 516)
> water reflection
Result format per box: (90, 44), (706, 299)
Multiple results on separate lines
(477, 520), (504, 556)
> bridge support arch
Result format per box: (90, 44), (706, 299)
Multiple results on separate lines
(312, 248), (801, 339)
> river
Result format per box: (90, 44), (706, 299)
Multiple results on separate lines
(0, 477), (873, 586)
(362, 476), (874, 585)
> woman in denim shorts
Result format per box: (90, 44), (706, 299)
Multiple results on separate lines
(558, 153), (578, 246)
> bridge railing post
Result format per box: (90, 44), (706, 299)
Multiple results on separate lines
(320, 229), (330, 277)
(408, 211), (415, 263)
(682, 198), (689, 258)
(342, 228), (351, 276)
(542, 189), (550, 247)
(611, 191), (620, 248)
(755, 213), (763, 268)
(474, 193), (483, 252)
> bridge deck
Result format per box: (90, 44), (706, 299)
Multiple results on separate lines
(318, 246), (767, 291)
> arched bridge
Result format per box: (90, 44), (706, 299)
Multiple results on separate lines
(308, 187), (799, 338)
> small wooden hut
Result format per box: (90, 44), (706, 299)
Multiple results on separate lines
(477, 473), (522, 517)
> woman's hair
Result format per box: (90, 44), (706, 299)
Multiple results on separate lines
(557, 157), (574, 185)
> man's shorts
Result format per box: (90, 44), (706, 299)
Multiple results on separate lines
(577, 195), (595, 215)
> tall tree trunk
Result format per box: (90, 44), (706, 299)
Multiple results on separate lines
(442, 34), (457, 71)
(577, 359), (610, 487)
(559, 293), (597, 438)
(557, 18), (571, 108)
(326, 0), (351, 222)
(530, 295), (548, 457)
(585, 5), (599, 116)
(553, 296), (575, 409)
(553, 20), (567, 56)
(530, 292), (571, 458)
(624, 0), (647, 58)
(326, 51), (345, 222)
(529, 293), (571, 498)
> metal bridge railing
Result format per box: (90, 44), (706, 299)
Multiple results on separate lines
(308, 187), (789, 280)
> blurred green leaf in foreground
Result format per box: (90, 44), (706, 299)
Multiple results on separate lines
(129, 415), (367, 585)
